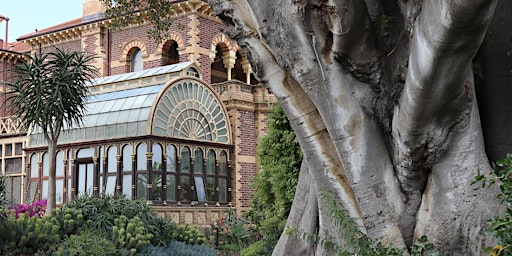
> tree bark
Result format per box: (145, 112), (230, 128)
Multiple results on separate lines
(208, 0), (504, 254)
(46, 138), (57, 215)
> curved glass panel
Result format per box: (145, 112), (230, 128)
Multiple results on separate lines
(107, 146), (117, 173)
(43, 152), (49, 176)
(167, 145), (176, 173)
(30, 154), (39, 178)
(153, 144), (163, 171)
(219, 151), (228, 176)
(137, 143), (147, 170)
(194, 148), (203, 174)
(153, 80), (230, 143)
(56, 151), (64, 177)
(131, 48), (143, 72)
(206, 150), (215, 175)
(122, 145), (132, 171)
(77, 148), (93, 158)
(181, 147), (190, 174)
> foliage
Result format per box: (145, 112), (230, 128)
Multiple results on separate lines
(285, 188), (437, 256)
(112, 215), (153, 255)
(6, 47), (99, 213)
(8, 199), (47, 218)
(0, 213), (61, 255)
(6, 47), (99, 140)
(212, 208), (255, 254)
(240, 240), (266, 256)
(473, 153), (512, 255)
(100, 0), (174, 42)
(136, 240), (216, 256)
(0, 175), (8, 208)
(245, 104), (302, 254)
(171, 223), (207, 245)
(53, 228), (117, 256)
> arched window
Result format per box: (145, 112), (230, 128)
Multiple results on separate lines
(106, 146), (118, 194)
(162, 41), (179, 65)
(186, 67), (200, 78)
(130, 48), (143, 72)
(211, 44), (228, 83)
(219, 151), (228, 203)
(136, 143), (147, 199)
(166, 145), (177, 202)
(180, 146), (191, 202)
(122, 144), (134, 198)
(233, 51), (247, 82)
(152, 143), (163, 200)
(206, 149), (216, 202)
(56, 151), (65, 204)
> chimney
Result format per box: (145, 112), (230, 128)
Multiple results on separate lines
(83, 0), (106, 22)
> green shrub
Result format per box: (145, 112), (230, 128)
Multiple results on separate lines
(245, 104), (302, 254)
(0, 213), (61, 255)
(136, 240), (216, 256)
(171, 223), (207, 245)
(53, 228), (117, 256)
(241, 240), (267, 256)
(112, 215), (153, 255)
(473, 153), (512, 255)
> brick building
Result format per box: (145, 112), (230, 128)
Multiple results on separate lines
(0, 0), (276, 225)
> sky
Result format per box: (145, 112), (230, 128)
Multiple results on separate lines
(0, 0), (82, 42)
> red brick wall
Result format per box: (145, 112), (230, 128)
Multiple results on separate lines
(236, 110), (257, 208)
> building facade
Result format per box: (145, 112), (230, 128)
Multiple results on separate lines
(0, 0), (275, 225)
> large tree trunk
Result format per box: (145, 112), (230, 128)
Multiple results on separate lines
(208, 0), (504, 254)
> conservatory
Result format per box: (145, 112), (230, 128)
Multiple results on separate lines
(24, 62), (234, 212)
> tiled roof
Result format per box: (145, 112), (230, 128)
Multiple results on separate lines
(17, 18), (83, 40)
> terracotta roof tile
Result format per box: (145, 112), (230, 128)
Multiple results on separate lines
(17, 18), (83, 40)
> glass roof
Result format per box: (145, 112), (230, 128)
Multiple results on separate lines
(28, 63), (193, 147)
(28, 61), (232, 148)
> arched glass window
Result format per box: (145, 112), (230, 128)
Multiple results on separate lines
(166, 145), (177, 202)
(206, 149), (216, 202)
(26, 154), (39, 204)
(131, 48), (143, 72)
(122, 144), (135, 199)
(153, 80), (230, 143)
(152, 143), (163, 200)
(186, 67), (200, 78)
(56, 151), (65, 204)
(30, 154), (39, 179)
(180, 147), (191, 202)
(194, 148), (206, 202)
(106, 146), (117, 194)
(219, 151), (228, 203)
(42, 152), (49, 177)
(136, 143), (147, 199)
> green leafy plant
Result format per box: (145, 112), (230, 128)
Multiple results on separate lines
(245, 104), (302, 254)
(0, 213), (61, 255)
(473, 153), (512, 255)
(112, 215), (153, 255)
(136, 240), (216, 256)
(213, 208), (254, 254)
(54, 228), (117, 256)
(171, 223), (207, 245)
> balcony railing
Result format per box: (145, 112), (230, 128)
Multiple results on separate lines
(0, 116), (26, 135)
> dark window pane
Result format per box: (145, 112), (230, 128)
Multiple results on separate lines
(194, 149), (203, 174)
(166, 174), (176, 201)
(180, 176), (190, 202)
(219, 178), (227, 203)
(15, 143), (22, 155)
(123, 174), (133, 198)
(6, 158), (22, 174)
(206, 150), (215, 175)
(206, 177), (215, 201)
(181, 147), (190, 173)
(167, 145), (176, 173)
(152, 173), (162, 200)
(5, 144), (12, 156)
(219, 151), (228, 176)
(137, 143), (147, 171)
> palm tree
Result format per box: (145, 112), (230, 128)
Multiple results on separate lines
(6, 47), (99, 214)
